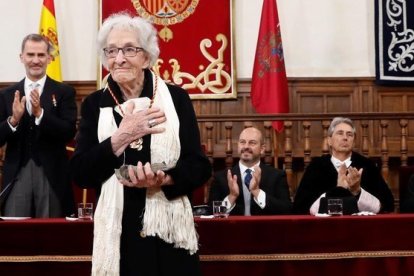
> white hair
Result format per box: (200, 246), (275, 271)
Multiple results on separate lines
(97, 12), (159, 69)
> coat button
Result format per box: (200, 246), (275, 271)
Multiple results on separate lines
(139, 231), (146, 238)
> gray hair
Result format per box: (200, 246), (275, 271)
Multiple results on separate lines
(97, 12), (159, 69)
(327, 117), (356, 136)
(21, 33), (53, 54)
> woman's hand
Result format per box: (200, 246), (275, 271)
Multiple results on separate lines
(111, 103), (166, 156)
(120, 161), (173, 188)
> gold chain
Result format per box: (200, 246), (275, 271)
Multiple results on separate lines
(106, 72), (158, 150)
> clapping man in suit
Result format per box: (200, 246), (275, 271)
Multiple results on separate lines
(293, 117), (394, 215)
(209, 127), (292, 215)
(0, 34), (77, 217)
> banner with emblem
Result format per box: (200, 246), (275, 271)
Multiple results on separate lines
(251, 0), (288, 132)
(100, 0), (236, 99)
(40, 0), (62, 81)
(375, 0), (414, 85)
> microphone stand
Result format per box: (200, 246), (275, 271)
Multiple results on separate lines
(0, 178), (16, 218)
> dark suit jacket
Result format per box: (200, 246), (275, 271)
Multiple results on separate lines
(400, 174), (414, 213)
(0, 76), (77, 216)
(293, 152), (395, 214)
(209, 163), (292, 215)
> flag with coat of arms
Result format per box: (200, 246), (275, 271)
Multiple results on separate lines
(39, 0), (62, 81)
(251, 0), (289, 132)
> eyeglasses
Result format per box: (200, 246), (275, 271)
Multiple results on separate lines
(103, 46), (145, 58)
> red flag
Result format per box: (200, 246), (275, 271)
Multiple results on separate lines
(251, 0), (289, 132)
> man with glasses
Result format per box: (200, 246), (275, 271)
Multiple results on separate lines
(209, 127), (292, 215)
(293, 117), (394, 215)
(0, 34), (77, 217)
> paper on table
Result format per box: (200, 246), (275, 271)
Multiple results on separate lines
(0, 216), (31, 220)
(352, 211), (376, 216)
(315, 213), (331, 217)
(65, 216), (79, 221)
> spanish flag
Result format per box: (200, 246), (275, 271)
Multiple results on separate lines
(39, 0), (62, 81)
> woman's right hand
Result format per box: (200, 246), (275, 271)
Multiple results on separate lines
(111, 102), (166, 156)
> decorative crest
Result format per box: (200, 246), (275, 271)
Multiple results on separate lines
(131, 0), (199, 42)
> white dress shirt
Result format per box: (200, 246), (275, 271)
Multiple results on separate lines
(224, 161), (266, 216)
(24, 75), (46, 124)
(7, 76), (47, 132)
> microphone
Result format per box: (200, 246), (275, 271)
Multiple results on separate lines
(0, 178), (16, 200)
(0, 178), (16, 219)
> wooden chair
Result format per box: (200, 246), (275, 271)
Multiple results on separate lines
(399, 166), (414, 213)
(66, 142), (96, 206)
(192, 177), (212, 206)
(191, 144), (212, 206)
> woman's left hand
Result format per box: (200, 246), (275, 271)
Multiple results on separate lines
(120, 161), (173, 188)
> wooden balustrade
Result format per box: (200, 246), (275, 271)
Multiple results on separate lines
(321, 120), (330, 155)
(303, 121), (311, 167)
(1, 111), (414, 208)
(400, 119), (408, 167)
(380, 120), (389, 181)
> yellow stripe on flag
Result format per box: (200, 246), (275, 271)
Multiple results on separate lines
(39, 0), (62, 81)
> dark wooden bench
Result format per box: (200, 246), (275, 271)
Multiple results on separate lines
(399, 166), (414, 213)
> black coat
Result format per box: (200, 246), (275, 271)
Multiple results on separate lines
(70, 70), (212, 275)
(293, 152), (394, 214)
(209, 163), (292, 215)
(0, 76), (77, 216)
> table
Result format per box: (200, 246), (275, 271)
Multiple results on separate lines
(196, 214), (414, 275)
(0, 218), (92, 275)
(1, 215), (414, 275)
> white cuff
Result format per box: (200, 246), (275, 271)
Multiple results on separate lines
(357, 188), (381, 213)
(223, 196), (236, 213)
(310, 193), (326, 215)
(7, 116), (18, 132)
(34, 109), (44, 125)
(253, 189), (266, 209)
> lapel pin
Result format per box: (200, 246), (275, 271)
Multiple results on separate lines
(52, 94), (57, 107)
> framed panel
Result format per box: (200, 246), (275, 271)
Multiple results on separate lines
(375, 0), (414, 84)
(100, 0), (236, 99)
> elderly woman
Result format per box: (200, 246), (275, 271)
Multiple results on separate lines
(70, 13), (211, 275)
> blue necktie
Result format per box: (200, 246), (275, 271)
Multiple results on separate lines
(244, 169), (252, 189)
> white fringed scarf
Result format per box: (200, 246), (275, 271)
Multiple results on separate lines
(91, 73), (198, 276)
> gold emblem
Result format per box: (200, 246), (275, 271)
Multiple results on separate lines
(153, 34), (232, 95)
(131, 0), (199, 42)
(40, 27), (60, 61)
